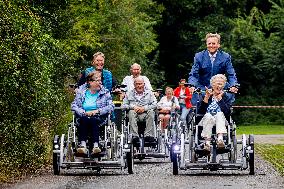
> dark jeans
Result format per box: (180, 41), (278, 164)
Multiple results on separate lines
(78, 116), (106, 145)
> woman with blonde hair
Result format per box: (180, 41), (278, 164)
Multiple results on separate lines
(157, 87), (180, 130)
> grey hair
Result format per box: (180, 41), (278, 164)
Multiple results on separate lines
(131, 63), (141, 70)
(205, 33), (221, 44)
(210, 74), (227, 87)
(134, 76), (145, 83)
(93, 51), (105, 59)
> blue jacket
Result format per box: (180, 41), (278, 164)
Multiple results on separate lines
(188, 50), (238, 90)
(71, 84), (114, 117)
(84, 67), (114, 92)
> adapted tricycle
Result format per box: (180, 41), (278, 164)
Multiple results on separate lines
(52, 112), (134, 175)
(172, 89), (254, 175)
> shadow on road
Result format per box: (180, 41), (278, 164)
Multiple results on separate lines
(134, 159), (171, 165)
(176, 171), (251, 177)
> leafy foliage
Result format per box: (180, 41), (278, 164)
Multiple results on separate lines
(227, 4), (284, 96)
(0, 0), (73, 181)
(62, 0), (164, 85)
(0, 0), (163, 182)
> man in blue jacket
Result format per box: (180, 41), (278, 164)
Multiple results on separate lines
(188, 33), (239, 105)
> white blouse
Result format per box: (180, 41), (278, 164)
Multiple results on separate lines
(157, 96), (180, 110)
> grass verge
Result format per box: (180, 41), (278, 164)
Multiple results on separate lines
(256, 144), (284, 176)
(236, 125), (284, 135)
(237, 125), (284, 176)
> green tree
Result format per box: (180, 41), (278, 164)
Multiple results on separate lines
(62, 0), (164, 85)
(227, 1), (284, 96)
(226, 0), (284, 124)
(0, 0), (73, 181)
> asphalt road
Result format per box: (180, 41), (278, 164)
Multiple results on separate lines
(2, 136), (284, 189)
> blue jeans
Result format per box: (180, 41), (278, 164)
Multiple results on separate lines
(180, 104), (191, 123)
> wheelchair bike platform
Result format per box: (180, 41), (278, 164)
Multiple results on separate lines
(171, 108), (255, 175)
(131, 137), (170, 160)
(53, 113), (134, 175)
(61, 158), (127, 170)
(179, 158), (246, 171)
(134, 152), (169, 159)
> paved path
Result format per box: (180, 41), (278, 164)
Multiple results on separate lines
(1, 135), (283, 189)
(253, 134), (284, 144)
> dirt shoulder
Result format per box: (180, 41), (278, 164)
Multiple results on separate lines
(253, 134), (284, 145)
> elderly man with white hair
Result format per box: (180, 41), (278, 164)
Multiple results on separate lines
(122, 76), (157, 137)
(122, 63), (153, 92)
(197, 74), (233, 152)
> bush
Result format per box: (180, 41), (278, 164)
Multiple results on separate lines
(0, 1), (74, 182)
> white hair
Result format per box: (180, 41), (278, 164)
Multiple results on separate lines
(134, 76), (144, 83)
(131, 63), (141, 70)
(210, 74), (227, 88)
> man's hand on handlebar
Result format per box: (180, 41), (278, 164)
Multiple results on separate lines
(190, 86), (195, 94)
(229, 86), (238, 93)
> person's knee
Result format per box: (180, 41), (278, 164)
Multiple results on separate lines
(146, 109), (155, 118)
(216, 112), (225, 118)
(216, 112), (226, 123)
(180, 115), (186, 121)
(165, 114), (170, 119)
(128, 110), (136, 118)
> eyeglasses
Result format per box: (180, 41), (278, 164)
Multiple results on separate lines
(90, 79), (101, 82)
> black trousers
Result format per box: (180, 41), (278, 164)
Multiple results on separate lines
(78, 116), (106, 145)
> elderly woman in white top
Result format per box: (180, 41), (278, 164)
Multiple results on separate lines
(157, 87), (180, 131)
